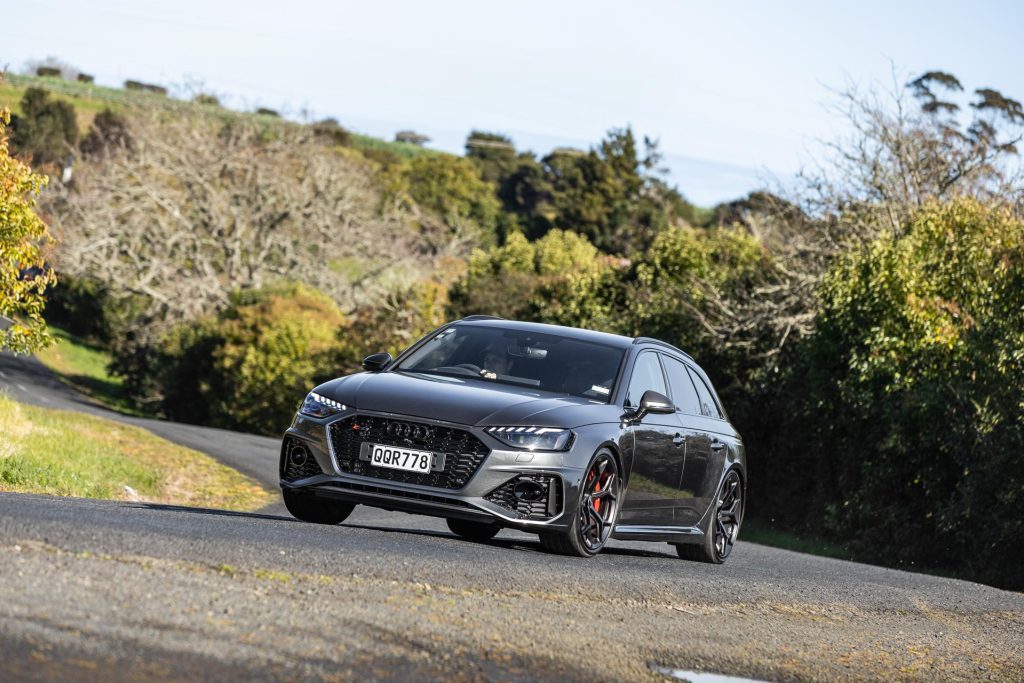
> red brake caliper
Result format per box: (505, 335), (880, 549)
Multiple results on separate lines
(593, 476), (602, 513)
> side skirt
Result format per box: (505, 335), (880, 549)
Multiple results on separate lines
(611, 524), (704, 543)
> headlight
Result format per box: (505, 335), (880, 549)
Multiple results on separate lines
(485, 426), (573, 451)
(299, 391), (347, 419)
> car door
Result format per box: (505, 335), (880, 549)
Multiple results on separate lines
(659, 354), (708, 527)
(680, 365), (729, 518)
(618, 351), (685, 526)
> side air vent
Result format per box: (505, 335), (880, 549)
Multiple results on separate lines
(485, 474), (563, 520)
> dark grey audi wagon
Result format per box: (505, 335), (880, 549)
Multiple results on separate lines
(280, 317), (745, 561)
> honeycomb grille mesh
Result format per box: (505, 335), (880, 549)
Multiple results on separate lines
(282, 438), (324, 481)
(485, 474), (563, 520)
(328, 415), (489, 490)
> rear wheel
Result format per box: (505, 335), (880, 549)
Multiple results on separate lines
(282, 488), (355, 525)
(540, 449), (620, 557)
(675, 468), (743, 563)
(446, 518), (501, 542)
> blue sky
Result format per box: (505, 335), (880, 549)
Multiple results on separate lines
(6, 0), (1023, 205)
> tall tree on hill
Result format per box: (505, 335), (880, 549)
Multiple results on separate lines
(9, 88), (78, 170)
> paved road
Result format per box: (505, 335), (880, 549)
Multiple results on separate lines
(1, 354), (1022, 681)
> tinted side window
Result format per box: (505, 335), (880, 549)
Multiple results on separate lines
(625, 352), (667, 408)
(662, 355), (701, 414)
(687, 367), (722, 419)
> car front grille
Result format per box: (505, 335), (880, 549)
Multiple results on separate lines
(328, 415), (490, 490)
(485, 474), (563, 520)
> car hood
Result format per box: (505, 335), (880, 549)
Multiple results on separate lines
(315, 370), (619, 428)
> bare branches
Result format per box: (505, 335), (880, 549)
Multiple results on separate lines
(801, 72), (1024, 242)
(45, 112), (450, 335)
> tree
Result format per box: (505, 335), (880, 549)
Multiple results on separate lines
(9, 88), (78, 169)
(801, 70), (1024, 242)
(0, 108), (54, 354)
(49, 112), (432, 332)
(80, 108), (132, 157)
(158, 283), (346, 433)
(465, 130), (518, 183)
(760, 199), (1024, 589)
(399, 154), (504, 247)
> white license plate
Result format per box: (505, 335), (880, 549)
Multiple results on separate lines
(369, 444), (433, 474)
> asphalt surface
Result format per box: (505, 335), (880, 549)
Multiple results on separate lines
(2, 353), (1023, 681)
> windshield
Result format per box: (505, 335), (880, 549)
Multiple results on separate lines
(396, 324), (624, 402)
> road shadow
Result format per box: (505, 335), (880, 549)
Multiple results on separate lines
(337, 522), (677, 559)
(122, 502), (292, 523)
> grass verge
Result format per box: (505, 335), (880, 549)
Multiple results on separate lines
(0, 394), (274, 511)
(34, 326), (142, 415)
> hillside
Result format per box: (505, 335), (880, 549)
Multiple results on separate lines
(0, 73), (438, 160)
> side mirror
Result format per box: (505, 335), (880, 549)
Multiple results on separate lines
(362, 352), (393, 372)
(632, 390), (675, 421)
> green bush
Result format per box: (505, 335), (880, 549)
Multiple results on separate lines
(157, 284), (345, 434)
(400, 154), (503, 246)
(756, 199), (1024, 589)
(448, 230), (605, 320)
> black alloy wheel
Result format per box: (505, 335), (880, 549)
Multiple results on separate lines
(541, 450), (620, 557)
(282, 488), (355, 525)
(446, 518), (501, 542)
(676, 468), (743, 563)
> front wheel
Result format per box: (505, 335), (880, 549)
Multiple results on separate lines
(282, 488), (355, 525)
(446, 518), (501, 542)
(540, 449), (620, 557)
(676, 468), (743, 563)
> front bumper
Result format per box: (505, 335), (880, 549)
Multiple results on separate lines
(280, 410), (589, 532)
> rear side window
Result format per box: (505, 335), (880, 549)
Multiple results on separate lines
(687, 367), (723, 419)
(625, 352), (667, 408)
(661, 355), (701, 415)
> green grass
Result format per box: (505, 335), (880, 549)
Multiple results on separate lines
(34, 326), (141, 416)
(0, 394), (273, 510)
(741, 518), (853, 560)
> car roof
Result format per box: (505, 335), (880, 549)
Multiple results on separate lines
(453, 318), (635, 350)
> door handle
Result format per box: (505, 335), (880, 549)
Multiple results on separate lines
(710, 440), (726, 452)
(672, 433), (686, 446)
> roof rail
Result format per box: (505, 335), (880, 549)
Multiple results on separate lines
(460, 314), (506, 321)
(632, 336), (693, 361)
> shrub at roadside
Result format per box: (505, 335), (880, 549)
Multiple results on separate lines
(157, 284), (345, 435)
(759, 199), (1024, 589)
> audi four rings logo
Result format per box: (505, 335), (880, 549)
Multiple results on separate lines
(386, 421), (432, 443)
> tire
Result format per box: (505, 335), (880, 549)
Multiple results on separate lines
(540, 449), (621, 558)
(446, 518), (501, 542)
(675, 468), (743, 564)
(282, 488), (355, 525)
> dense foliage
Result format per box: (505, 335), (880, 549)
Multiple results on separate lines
(753, 200), (1024, 588)
(0, 107), (54, 354)
(155, 284), (345, 434)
